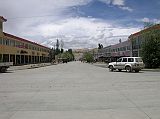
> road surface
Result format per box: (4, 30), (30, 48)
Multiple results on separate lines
(0, 61), (160, 119)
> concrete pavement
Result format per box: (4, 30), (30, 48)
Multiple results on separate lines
(0, 61), (160, 119)
(8, 63), (54, 71)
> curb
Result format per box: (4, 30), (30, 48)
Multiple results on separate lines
(142, 69), (160, 72)
(8, 63), (56, 71)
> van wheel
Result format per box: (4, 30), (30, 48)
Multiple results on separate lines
(0, 67), (7, 73)
(135, 70), (139, 73)
(125, 66), (132, 72)
(109, 66), (114, 72)
(118, 69), (122, 72)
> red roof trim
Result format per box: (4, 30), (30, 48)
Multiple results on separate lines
(3, 32), (50, 50)
(0, 16), (7, 22)
(129, 24), (160, 38)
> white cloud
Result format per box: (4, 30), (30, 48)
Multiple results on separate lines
(119, 6), (133, 12)
(98, 0), (111, 4)
(32, 17), (140, 49)
(112, 0), (125, 6)
(99, 0), (125, 5)
(99, 0), (132, 12)
(0, 0), (138, 49)
(140, 18), (150, 23)
(139, 17), (160, 24)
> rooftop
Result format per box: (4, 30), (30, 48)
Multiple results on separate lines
(129, 24), (160, 38)
(0, 16), (7, 22)
(3, 32), (50, 50)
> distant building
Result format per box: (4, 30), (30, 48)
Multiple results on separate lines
(0, 16), (51, 65)
(95, 24), (160, 62)
(96, 40), (131, 62)
(73, 49), (90, 60)
(95, 46), (111, 62)
(110, 40), (131, 61)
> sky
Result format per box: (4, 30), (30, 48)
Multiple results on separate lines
(0, 0), (160, 49)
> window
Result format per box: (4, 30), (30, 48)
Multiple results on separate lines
(117, 58), (122, 62)
(3, 39), (6, 45)
(122, 58), (127, 62)
(29, 44), (32, 49)
(0, 54), (2, 62)
(6, 39), (10, 46)
(128, 58), (134, 62)
(120, 47), (123, 51)
(135, 58), (143, 62)
(32, 46), (34, 50)
(127, 46), (130, 50)
(16, 41), (20, 47)
(25, 44), (28, 49)
(123, 47), (126, 51)
(2, 39), (9, 46)
(10, 40), (15, 47)
(0, 37), (2, 44)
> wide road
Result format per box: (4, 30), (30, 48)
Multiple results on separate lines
(0, 62), (160, 119)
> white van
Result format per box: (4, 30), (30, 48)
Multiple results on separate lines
(108, 57), (144, 72)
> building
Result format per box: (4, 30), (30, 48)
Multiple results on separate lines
(95, 24), (160, 62)
(96, 40), (131, 62)
(73, 48), (90, 61)
(0, 16), (50, 65)
(110, 40), (131, 61)
(129, 24), (160, 57)
(95, 46), (111, 62)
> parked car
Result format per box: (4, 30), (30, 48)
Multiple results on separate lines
(0, 62), (13, 73)
(108, 57), (144, 72)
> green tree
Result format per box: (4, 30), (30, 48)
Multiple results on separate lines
(98, 43), (103, 49)
(141, 29), (160, 68)
(55, 39), (60, 55)
(49, 48), (55, 61)
(67, 49), (74, 61)
(61, 48), (64, 53)
(144, 22), (155, 29)
(83, 52), (94, 63)
(60, 49), (74, 62)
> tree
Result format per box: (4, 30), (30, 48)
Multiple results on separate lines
(61, 48), (64, 53)
(60, 40), (64, 54)
(59, 48), (74, 62)
(68, 49), (72, 54)
(67, 49), (74, 61)
(144, 22), (155, 29)
(141, 29), (160, 68)
(98, 43), (103, 49)
(55, 39), (60, 55)
(83, 52), (94, 63)
(49, 48), (55, 61)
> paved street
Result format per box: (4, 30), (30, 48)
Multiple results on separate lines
(0, 61), (160, 119)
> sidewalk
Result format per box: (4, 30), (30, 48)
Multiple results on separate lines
(142, 68), (160, 72)
(93, 62), (160, 72)
(93, 62), (108, 68)
(8, 63), (56, 71)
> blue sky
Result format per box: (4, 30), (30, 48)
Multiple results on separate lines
(72, 0), (160, 26)
(0, 0), (160, 49)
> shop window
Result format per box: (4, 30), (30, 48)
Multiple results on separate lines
(25, 44), (28, 49)
(16, 41), (20, 47)
(3, 39), (6, 45)
(6, 39), (10, 46)
(0, 37), (2, 44)
(10, 40), (15, 47)
(127, 46), (130, 50)
(0, 54), (2, 62)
